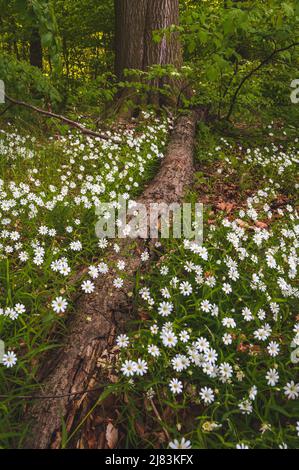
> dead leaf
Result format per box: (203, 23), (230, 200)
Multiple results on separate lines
(216, 201), (234, 213)
(135, 421), (146, 438)
(237, 342), (250, 353)
(255, 220), (268, 229)
(108, 372), (119, 383)
(236, 218), (250, 228)
(138, 309), (150, 320)
(106, 422), (118, 449)
(249, 344), (262, 356)
(98, 431), (106, 449)
(156, 431), (167, 444)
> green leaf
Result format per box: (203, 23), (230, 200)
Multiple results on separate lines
(41, 31), (53, 47)
(206, 65), (218, 81)
(282, 2), (294, 17)
(198, 30), (208, 44)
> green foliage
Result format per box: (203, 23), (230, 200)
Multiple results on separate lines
(1, 0), (298, 122)
(0, 1), (61, 71)
(68, 73), (117, 111)
(52, 0), (114, 80)
(30, 0), (62, 70)
(0, 53), (60, 104)
(178, 0), (299, 118)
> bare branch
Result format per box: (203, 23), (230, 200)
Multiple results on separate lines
(4, 94), (117, 141)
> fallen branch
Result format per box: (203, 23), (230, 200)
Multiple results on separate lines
(4, 94), (115, 141)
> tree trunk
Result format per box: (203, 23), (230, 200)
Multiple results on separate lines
(23, 109), (203, 449)
(29, 28), (43, 69)
(114, 0), (148, 80)
(114, 0), (182, 111)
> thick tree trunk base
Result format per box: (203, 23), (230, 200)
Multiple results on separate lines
(23, 110), (202, 449)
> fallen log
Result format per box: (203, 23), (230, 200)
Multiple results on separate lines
(23, 109), (204, 449)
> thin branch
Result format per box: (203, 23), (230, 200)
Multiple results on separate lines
(225, 42), (299, 121)
(176, 80), (192, 110)
(218, 60), (239, 119)
(223, 60), (239, 100)
(149, 398), (170, 441)
(4, 94), (116, 141)
(0, 103), (13, 117)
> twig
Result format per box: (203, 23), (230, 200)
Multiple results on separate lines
(0, 103), (13, 116)
(149, 398), (170, 441)
(4, 94), (118, 141)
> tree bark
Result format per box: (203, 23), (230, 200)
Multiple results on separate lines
(114, 0), (148, 80)
(143, 0), (181, 69)
(114, 0), (182, 111)
(23, 109), (203, 449)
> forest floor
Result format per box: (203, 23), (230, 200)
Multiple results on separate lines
(0, 114), (298, 449)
